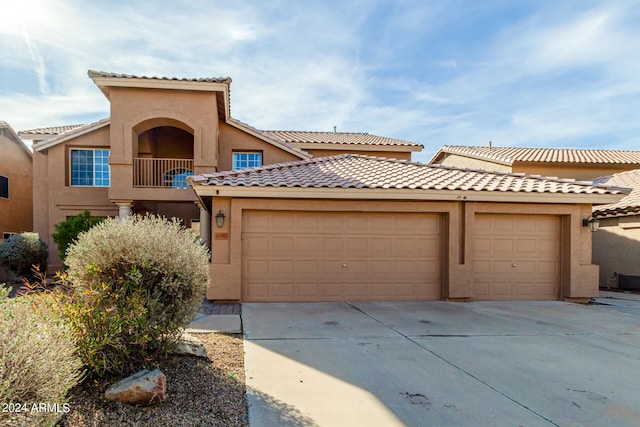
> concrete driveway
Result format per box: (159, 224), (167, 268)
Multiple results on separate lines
(243, 300), (640, 426)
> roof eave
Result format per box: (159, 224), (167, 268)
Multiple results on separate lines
(191, 185), (625, 204)
(33, 118), (111, 152)
(291, 142), (423, 152)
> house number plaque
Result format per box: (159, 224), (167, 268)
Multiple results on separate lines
(214, 232), (229, 240)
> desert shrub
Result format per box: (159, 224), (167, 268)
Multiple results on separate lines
(52, 210), (105, 264)
(0, 285), (83, 427)
(0, 232), (48, 280)
(63, 215), (210, 377)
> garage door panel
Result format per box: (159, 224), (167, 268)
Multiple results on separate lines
(493, 239), (514, 254)
(242, 211), (442, 302)
(473, 214), (560, 301)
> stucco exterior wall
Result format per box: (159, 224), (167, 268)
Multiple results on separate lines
(514, 164), (634, 181)
(0, 135), (32, 240)
(433, 154), (512, 173)
(304, 149), (412, 160)
(33, 126), (117, 271)
(592, 215), (640, 288)
(206, 197), (596, 302)
(217, 122), (301, 171)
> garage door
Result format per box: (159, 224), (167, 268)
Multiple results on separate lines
(242, 211), (442, 302)
(473, 214), (561, 300)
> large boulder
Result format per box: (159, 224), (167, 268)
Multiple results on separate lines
(105, 369), (166, 405)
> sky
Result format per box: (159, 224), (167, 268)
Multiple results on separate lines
(1, 0), (640, 163)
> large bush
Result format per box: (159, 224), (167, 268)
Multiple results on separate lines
(0, 232), (48, 280)
(0, 286), (83, 427)
(52, 210), (105, 264)
(63, 215), (210, 377)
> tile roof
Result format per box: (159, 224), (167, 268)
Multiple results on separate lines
(32, 118), (111, 152)
(592, 169), (640, 217)
(19, 124), (84, 137)
(191, 154), (629, 197)
(263, 130), (422, 148)
(87, 70), (232, 84)
(431, 145), (640, 165)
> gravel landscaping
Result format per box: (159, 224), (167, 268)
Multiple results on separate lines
(60, 333), (248, 427)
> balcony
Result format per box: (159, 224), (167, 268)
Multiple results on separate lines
(133, 158), (194, 188)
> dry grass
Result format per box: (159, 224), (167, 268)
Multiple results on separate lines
(60, 333), (247, 427)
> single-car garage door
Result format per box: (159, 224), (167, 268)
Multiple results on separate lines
(242, 211), (442, 302)
(473, 214), (561, 300)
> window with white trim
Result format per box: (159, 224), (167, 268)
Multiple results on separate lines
(70, 149), (110, 187)
(2, 232), (17, 241)
(0, 175), (8, 199)
(232, 152), (262, 170)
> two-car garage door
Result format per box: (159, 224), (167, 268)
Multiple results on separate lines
(241, 210), (562, 302)
(242, 211), (442, 302)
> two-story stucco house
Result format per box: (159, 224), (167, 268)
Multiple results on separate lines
(25, 70), (629, 303)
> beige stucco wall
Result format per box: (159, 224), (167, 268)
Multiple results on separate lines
(33, 126), (117, 271)
(434, 154), (512, 173)
(0, 135), (32, 239)
(206, 197), (597, 302)
(592, 215), (640, 288)
(514, 164), (635, 181)
(217, 122), (301, 171)
(304, 148), (412, 160)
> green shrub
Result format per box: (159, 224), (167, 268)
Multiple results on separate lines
(0, 286), (83, 427)
(63, 215), (210, 377)
(52, 210), (105, 264)
(0, 232), (48, 280)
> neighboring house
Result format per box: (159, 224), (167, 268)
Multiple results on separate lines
(22, 71), (421, 272)
(0, 121), (33, 241)
(592, 169), (640, 289)
(23, 70), (629, 303)
(0, 121), (33, 282)
(430, 145), (640, 181)
(190, 154), (627, 302)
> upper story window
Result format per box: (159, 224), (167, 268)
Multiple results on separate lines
(0, 175), (8, 199)
(233, 152), (262, 170)
(70, 149), (110, 187)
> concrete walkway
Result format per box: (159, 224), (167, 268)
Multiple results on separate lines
(186, 302), (242, 334)
(243, 301), (640, 426)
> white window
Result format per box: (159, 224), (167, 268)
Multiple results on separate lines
(233, 152), (262, 170)
(70, 149), (110, 187)
(2, 232), (17, 241)
(0, 175), (8, 199)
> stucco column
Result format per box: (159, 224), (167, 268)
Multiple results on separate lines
(115, 202), (133, 220)
(197, 202), (211, 249)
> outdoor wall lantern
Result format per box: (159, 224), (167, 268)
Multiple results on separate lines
(215, 210), (225, 228)
(582, 216), (600, 232)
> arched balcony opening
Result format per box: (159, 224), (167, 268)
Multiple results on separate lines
(133, 119), (195, 188)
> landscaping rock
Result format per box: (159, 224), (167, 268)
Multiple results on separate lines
(105, 369), (166, 405)
(173, 331), (208, 358)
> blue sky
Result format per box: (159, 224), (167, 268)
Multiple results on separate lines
(1, 0), (639, 162)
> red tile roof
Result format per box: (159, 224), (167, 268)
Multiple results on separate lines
(431, 146), (640, 165)
(87, 70), (232, 84)
(191, 154), (629, 196)
(593, 169), (640, 217)
(263, 130), (422, 148)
